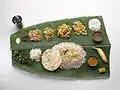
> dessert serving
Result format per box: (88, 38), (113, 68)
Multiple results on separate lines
(10, 16), (111, 79)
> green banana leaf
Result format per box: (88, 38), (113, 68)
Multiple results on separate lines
(10, 16), (111, 79)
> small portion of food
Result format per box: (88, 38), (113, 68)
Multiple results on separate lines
(88, 56), (98, 66)
(99, 67), (106, 73)
(43, 27), (55, 40)
(12, 50), (28, 64)
(21, 30), (28, 41)
(93, 47), (107, 63)
(57, 24), (72, 38)
(29, 29), (42, 41)
(72, 21), (87, 35)
(30, 48), (42, 62)
(16, 37), (21, 44)
(89, 18), (101, 31)
(92, 31), (103, 42)
(52, 42), (86, 69)
(42, 49), (61, 71)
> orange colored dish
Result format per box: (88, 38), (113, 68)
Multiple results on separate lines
(88, 56), (98, 66)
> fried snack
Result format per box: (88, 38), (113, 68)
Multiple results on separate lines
(57, 24), (71, 38)
(73, 21), (87, 35)
(43, 27), (55, 40)
(29, 29), (42, 41)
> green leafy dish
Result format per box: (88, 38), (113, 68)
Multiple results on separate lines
(10, 16), (111, 79)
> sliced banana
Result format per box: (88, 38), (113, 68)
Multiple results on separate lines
(94, 47), (107, 63)
(42, 49), (61, 71)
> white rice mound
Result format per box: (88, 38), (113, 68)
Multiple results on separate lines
(52, 42), (86, 69)
(88, 18), (101, 31)
(30, 48), (42, 61)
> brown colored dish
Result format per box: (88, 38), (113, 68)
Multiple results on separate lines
(88, 56), (98, 67)
(92, 31), (103, 42)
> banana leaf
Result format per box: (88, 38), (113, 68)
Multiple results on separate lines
(10, 16), (111, 79)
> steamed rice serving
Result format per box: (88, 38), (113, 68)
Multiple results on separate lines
(52, 42), (86, 69)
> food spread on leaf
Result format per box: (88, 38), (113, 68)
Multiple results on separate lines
(10, 16), (111, 79)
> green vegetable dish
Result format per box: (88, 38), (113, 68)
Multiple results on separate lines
(10, 16), (111, 79)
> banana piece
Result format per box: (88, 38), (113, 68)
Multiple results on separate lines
(93, 47), (107, 63)
(99, 67), (106, 73)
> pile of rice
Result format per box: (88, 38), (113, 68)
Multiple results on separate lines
(30, 48), (42, 62)
(88, 18), (101, 31)
(52, 42), (86, 69)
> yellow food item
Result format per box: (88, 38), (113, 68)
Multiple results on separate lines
(43, 27), (55, 40)
(88, 56), (98, 66)
(94, 47), (107, 63)
(57, 24), (71, 38)
(99, 67), (106, 73)
(72, 21), (87, 35)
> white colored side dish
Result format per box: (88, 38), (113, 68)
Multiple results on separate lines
(88, 18), (101, 31)
(16, 38), (21, 44)
(30, 48), (42, 62)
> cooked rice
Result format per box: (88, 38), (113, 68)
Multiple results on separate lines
(30, 48), (42, 61)
(52, 42), (86, 69)
(88, 19), (101, 31)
